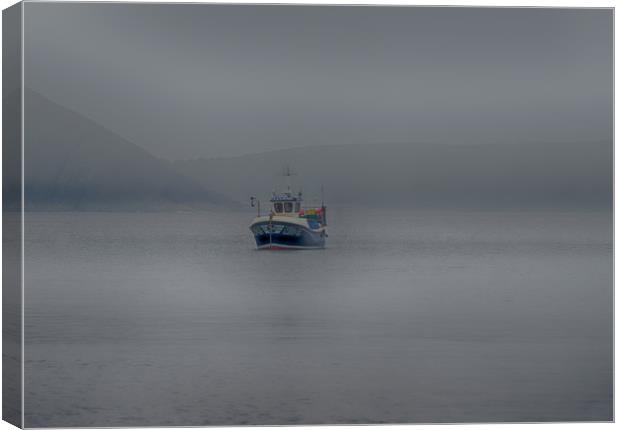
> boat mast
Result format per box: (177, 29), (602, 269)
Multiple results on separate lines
(283, 165), (296, 194)
(250, 196), (261, 216)
(321, 184), (327, 226)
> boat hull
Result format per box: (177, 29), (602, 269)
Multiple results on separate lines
(250, 219), (326, 250)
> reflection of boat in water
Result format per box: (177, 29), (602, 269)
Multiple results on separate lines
(249, 173), (327, 250)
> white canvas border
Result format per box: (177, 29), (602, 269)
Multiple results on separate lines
(0, 1), (615, 429)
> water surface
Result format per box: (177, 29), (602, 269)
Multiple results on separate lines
(24, 208), (613, 426)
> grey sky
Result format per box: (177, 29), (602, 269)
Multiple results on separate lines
(24, 3), (612, 160)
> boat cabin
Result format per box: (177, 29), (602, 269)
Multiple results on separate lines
(271, 191), (302, 215)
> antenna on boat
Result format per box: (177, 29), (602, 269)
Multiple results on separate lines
(282, 165), (296, 194)
(320, 184), (327, 226)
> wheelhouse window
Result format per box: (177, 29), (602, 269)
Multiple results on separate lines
(274, 202), (283, 213)
(294, 202), (300, 212)
(284, 202), (293, 213)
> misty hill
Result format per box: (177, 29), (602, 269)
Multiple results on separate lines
(175, 141), (612, 209)
(21, 90), (233, 210)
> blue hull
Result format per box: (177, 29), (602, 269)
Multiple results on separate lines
(250, 220), (325, 250)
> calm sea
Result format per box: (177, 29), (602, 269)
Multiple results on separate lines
(23, 208), (612, 426)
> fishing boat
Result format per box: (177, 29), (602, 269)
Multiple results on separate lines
(249, 173), (327, 250)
